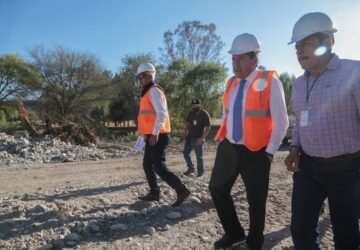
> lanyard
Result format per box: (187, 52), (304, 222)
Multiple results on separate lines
(305, 56), (333, 103)
(306, 72), (324, 103)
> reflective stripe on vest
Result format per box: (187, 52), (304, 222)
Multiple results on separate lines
(138, 84), (171, 135)
(139, 109), (156, 115)
(245, 109), (271, 117)
(215, 70), (276, 151)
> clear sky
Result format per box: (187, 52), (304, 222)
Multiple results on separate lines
(1, 0), (359, 77)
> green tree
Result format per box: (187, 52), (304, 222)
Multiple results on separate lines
(90, 106), (107, 125)
(29, 46), (111, 123)
(160, 20), (224, 65)
(110, 54), (157, 126)
(279, 72), (296, 114)
(108, 100), (124, 126)
(0, 54), (43, 102)
(160, 59), (227, 130)
(0, 103), (18, 130)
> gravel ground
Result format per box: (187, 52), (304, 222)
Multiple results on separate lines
(0, 136), (335, 250)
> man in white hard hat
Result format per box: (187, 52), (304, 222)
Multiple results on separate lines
(209, 33), (288, 249)
(285, 12), (360, 250)
(136, 62), (190, 207)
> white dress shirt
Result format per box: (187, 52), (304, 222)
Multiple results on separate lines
(223, 69), (289, 154)
(149, 86), (169, 135)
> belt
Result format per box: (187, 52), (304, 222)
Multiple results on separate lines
(310, 151), (360, 165)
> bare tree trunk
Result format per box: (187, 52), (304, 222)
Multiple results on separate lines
(16, 96), (40, 137)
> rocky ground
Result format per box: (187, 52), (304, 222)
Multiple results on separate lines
(0, 134), (335, 250)
(0, 133), (136, 166)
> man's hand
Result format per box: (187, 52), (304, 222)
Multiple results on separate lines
(196, 138), (204, 145)
(285, 146), (300, 172)
(149, 134), (158, 146)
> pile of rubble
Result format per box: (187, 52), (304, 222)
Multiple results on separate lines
(0, 133), (136, 166)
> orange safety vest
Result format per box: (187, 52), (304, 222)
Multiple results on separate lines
(138, 84), (171, 135)
(215, 70), (277, 151)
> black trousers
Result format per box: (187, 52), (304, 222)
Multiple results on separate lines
(291, 151), (360, 250)
(143, 133), (187, 195)
(209, 139), (271, 249)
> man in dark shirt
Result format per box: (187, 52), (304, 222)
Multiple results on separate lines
(183, 99), (211, 177)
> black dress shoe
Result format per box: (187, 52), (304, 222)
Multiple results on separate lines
(172, 189), (191, 207)
(214, 234), (246, 249)
(183, 169), (194, 176)
(138, 193), (159, 201)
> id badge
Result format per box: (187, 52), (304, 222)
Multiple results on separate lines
(193, 120), (197, 125)
(300, 110), (308, 127)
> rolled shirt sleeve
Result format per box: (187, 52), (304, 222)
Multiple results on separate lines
(150, 87), (168, 136)
(266, 77), (289, 155)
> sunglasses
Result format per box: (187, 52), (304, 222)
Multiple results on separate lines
(136, 73), (149, 81)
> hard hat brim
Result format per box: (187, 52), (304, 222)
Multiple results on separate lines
(135, 70), (156, 76)
(288, 28), (337, 45)
(228, 49), (261, 55)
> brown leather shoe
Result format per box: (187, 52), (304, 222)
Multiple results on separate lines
(172, 189), (190, 207)
(138, 193), (160, 201)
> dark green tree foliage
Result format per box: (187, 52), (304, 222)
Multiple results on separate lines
(108, 100), (123, 126)
(0, 54), (43, 102)
(160, 21), (225, 65)
(29, 46), (111, 123)
(90, 106), (107, 125)
(279, 72), (296, 114)
(0, 103), (18, 129)
(160, 59), (227, 130)
(109, 54), (156, 126)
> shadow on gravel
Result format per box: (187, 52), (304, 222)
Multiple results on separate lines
(21, 181), (145, 202)
(0, 188), (214, 248)
(0, 182), (144, 240)
(263, 215), (331, 250)
(61, 197), (215, 247)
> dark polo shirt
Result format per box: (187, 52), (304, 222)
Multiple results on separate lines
(186, 109), (211, 138)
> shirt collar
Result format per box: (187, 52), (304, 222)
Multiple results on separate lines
(326, 54), (340, 70)
(237, 69), (258, 84)
(141, 81), (155, 97)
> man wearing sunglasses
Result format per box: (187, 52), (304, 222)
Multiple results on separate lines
(136, 62), (190, 207)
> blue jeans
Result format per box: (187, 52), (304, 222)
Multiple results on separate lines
(291, 151), (360, 250)
(183, 136), (204, 174)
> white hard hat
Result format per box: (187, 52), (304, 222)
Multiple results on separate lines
(289, 12), (337, 44)
(136, 62), (156, 76)
(228, 33), (261, 55)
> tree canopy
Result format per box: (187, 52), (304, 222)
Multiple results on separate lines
(0, 54), (43, 102)
(29, 46), (111, 122)
(279, 72), (296, 114)
(160, 20), (224, 65)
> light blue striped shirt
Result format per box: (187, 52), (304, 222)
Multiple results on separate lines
(291, 54), (360, 157)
